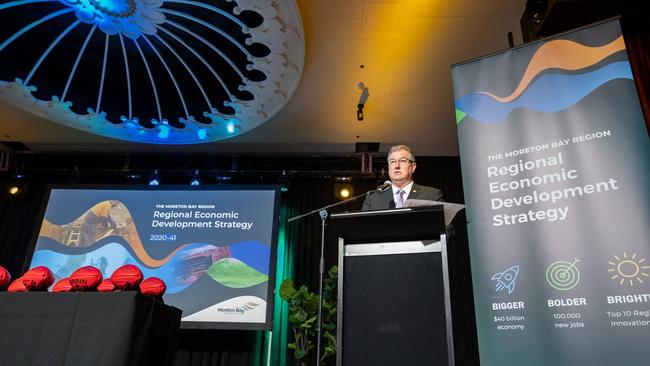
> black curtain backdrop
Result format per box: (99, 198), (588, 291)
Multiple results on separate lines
(0, 154), (477, 366)
(621, 12), (650, 135)
(175, 329), (265, 366)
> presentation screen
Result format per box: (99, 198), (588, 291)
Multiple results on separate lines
(27, 185), (280, 330)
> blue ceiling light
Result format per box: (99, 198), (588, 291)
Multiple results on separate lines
(0, 0), (304, 144)
(157, 124), (170, 139)
(189, 169), (201, 186)
(215, 175), (231, 183)
(148, 169), (160, 186)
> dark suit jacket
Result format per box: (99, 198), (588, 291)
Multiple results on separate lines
(361, 183), (443, 211)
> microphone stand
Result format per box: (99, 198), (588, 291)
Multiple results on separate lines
(288, 187), (386, 364)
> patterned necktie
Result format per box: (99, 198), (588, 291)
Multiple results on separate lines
(395, 189), (405, 208)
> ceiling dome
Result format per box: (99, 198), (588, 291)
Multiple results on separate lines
(0, 0), (304, 144)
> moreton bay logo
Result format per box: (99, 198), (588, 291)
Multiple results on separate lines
(217, 302), (260, 315)
(608, 252), (650, 287)
(491, 265), (519, 294)
(546, 258), (580, 291)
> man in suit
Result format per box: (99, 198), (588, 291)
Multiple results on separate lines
(362, 145), (443, 210)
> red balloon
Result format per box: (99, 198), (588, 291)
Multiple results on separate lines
(22, 266), (54, 291)
(52, 278), (73, 293)
(0, 266), (11, 290)
(139, 277), (166, 297)
(97, 279), (116, 292)
(111, 264), (143, 290)
(69, 266), (103, 291)
(7, 277), (27, 292)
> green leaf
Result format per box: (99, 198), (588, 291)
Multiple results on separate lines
(295, 309), (307, 322)
(279, 279), (296, 300)
(283, 265), (340, 361)
(328, 265), (338, 278)
(295, 348), (306, 359)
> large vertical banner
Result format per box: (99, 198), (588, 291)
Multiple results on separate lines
(452, 20), (650, 365)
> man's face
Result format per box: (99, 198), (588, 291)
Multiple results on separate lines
(388, 149), (416, 186)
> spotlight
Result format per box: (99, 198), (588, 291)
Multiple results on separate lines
(356, 82), (369, 121)
(7, 171), (27, 196)
(216, 175), (232, 183)
(148, 169), (160, 186)
(190, 170), (201, 186)
(226, 122), (235, 134)
(334, 178), (353, 201)
(339, 187), (351, 198)
(278, 173), (290, 192)
(335, 185), (353, 200)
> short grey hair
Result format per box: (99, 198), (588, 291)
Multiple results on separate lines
(387, 145), (415, 163)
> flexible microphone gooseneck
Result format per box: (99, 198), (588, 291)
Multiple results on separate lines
(376, 180), (392, 192)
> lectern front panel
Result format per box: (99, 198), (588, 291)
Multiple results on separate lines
(341, 250), (448, 365)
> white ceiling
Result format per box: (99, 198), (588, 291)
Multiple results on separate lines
(0, 0), (526, 156)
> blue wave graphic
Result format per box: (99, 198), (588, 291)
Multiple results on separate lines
(455, 61), (633, 123)
(230, 241), (271, 275)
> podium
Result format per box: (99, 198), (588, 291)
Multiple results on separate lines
(331, 206), (454, 366)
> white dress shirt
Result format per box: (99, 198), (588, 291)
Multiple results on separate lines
(392, 181), (414, 204)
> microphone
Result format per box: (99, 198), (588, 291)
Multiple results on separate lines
(376, 180), (392, 192)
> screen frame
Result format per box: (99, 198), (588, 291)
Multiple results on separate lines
(24, 183), (282, 331)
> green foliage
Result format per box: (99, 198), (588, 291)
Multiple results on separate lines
(279, 265), (338, 364)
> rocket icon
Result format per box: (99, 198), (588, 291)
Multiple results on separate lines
(491, 265), (519, 294)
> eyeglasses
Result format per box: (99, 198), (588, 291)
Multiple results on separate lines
(388, 158), (413, 166)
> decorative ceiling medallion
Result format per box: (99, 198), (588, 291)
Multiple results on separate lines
(0, 0), (304, 144)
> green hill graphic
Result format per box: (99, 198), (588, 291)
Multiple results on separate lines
(206, 258), (268, 288)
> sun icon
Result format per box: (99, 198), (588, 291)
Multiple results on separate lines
(608, 252), (650, 287)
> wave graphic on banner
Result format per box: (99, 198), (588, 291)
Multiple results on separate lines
(39, 200), (271, 273)
(31, 240), (269, 293)
(39, 200), (190, 267)
(456, 61), (633, 123)
(455, 35), (629, 124)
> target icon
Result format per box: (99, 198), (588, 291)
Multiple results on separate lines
(546, 258), (581, 291)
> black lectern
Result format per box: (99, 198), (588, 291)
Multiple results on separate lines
(331, 206), (454, 366)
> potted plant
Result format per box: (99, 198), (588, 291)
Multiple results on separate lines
(279, 265), (337, 365)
